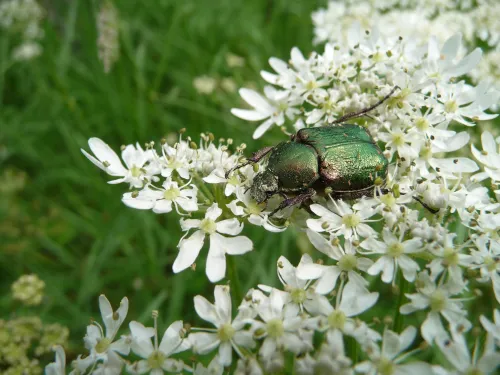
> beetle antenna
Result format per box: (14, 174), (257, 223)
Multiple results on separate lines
(225, 146), (275, 178)
(331, 85), (400, 124)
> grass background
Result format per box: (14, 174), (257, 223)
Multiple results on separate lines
(0, 0), (327, 364)
(1, 0), (497, 369)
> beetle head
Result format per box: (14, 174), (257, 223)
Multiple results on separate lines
(250, 170), (279, 203)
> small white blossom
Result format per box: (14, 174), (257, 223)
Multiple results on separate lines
(81, 138), (156, 188)
(189, 285), (255, 366)
(307, 199), (377, 241)
(173, 203), (252, 282)
(128, 319), (188, 374)
(360, 228), (423, 284)
(355, 326), (432, 375)
(400, 272), (471, 344)
(251, 288), (309, 360)
(73, 295), (130, 374)
(122, 179), (198, 214)
(297, 230), (372, 294)
(434, 330), (500, 375)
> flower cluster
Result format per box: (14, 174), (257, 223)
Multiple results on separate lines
(77, 4), (500, 372)
(1, 316), (68, 375)
(0, 0), (44, 61)
(11, 273), (45, 306)
(311, 0), (500, 95)
(47, 255), (500, 374)
(81, 132), (262, 282)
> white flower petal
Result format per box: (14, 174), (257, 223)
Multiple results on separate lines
(173, 230), (205, 273)
(216, 218), (243, 235)
(206, 237), (227, 282)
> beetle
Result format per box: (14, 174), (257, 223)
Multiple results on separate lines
(227, 87), (436, 216)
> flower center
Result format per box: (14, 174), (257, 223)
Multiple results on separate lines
(290, 288), (306, 304)
(419, 146), (432, 161)
(392, 132), (405, 147)
(372, 51), (384, 62)
(387, 243), (404, 258)
(147, 350), (166, 369)
(338, 254), (357, 271)
(484, 256), (497, 272)
(246, 202), (263, 215)
(278, 102), (289, 112)
(377, 357), (395, 375)
(415, 117), (429, 131)
(227, 175), (239, 186)
(342, 214), (360, 228)
(430, 290), (446, 312)
(163, 186), (180, 201)
(444, 100), (458, 113)
(327, 310), (346, 330)
(266, 319), (284, 339)
(306, 80), (318, 90)
(95, 337), (111, 354)
(166, 158), (183, 170)
(200, 219), (217, 235)
(217, 323), (235, 342)
(380, 193), (396, 207)
(442, 248), (459, 266)
(130, 165), (142, 178)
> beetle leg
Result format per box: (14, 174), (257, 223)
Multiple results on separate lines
(225, 146), (275, 178)
(269, 188), (316, 217)
(331, 86), (400, 124)
(412, 196), (440, 214)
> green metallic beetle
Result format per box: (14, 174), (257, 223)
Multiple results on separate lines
(227, 87), (401, 216)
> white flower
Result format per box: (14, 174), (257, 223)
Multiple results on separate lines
(419, 35), (481, 90)
(481, 309), (500, 343)
(81, 138), (156, 188)
(231, 87), (300, 139)
(251, 288), (309, 359)
(227, 187), (286, 232)
(355, 326), (432, 375)
(128, 320), (188, 374)
(427, 233), (473, 288)
(160, 140), (194, 179)
(469, 236), (500, 304)
(436, 81), (498, 127)
(435, 330), (500, 375)
(472, 131), (500, 183)
(72, 295), (129, 374)
(400, 272), (471, 344)
(378, 126), (418, 161)
(193, 356), (225, 375)
(264, 255), (322, 313)
(299, 340), (353, 375)
(360, 228), (422, 283)
(296, 230), (372, 294)
(313, 281), (380, 347)
(188, 285), (255, 366)
(307, 199), (377, 241)
(122, 179), (198, 214)
(173, 203), (253, 282)
(45, 345), (66, 375)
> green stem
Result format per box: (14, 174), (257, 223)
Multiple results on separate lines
(393, 275), (407, 333)
(227, 256), (243, 305)
(192, 172), (215, 202)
